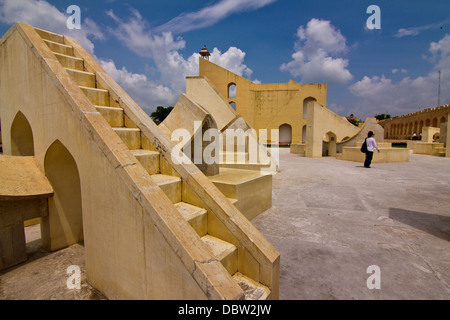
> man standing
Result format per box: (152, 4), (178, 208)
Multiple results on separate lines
(364, 131), (380, 168)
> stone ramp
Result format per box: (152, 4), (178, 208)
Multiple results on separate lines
(0, 23), (279, 299)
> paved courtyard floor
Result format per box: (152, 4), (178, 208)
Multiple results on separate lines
(1, 148), (449, 300)
(253, 148), (450, 299)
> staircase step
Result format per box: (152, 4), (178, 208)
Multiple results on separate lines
(113, 127), (141, 150)
(131, 149), (160, 175)
(232, 272), (270, 300)
(220, 152), (249, 164)
(150, 174), (181, 203)
(174, 202), (207, 237)
(66, 68), (96, 87)
(43, 39), (74, 56)
(95, 106), (124, 127)
(35, 28), (64, 44)
(54, 52), (84, 71)
(201, 235), (237, 275)
(208, 168), (272, 221)
(79, 86), (109, 106)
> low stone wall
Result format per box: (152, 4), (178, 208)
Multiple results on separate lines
(336, 147), (410, 163)
(290, 144), (305, 155)
(407, 141), (446, 156)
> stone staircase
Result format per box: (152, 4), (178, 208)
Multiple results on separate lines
(35, 27), (271, 300)
(436, 146), (447, 157)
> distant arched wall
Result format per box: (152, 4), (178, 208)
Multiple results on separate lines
(42, 140), (83, 252)
(10, 111), (34, 156)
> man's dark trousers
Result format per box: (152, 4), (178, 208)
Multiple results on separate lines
(364, 151), (374, 168)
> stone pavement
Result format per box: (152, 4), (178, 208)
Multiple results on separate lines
(252, 148), (450, 299)
(1, 148), (449, 300)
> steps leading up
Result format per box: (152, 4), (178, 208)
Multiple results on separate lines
(54, 52), (84, 71)
(33, 25), (276, 300)
(131, 149), (160, 175)
(43, 39), (74, 56)
(233, 272), (271, 300)
(95, 106), (124, 127)
(65, 68), (96, 87)
(175, 202), (207, 237)
(201, 235), (237, 276)
(208, 168), (272, 220)
(112, 127), (141, 150)
(149, 174), (181, 203)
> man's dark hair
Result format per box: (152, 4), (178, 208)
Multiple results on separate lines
(368, 131), (374, 137)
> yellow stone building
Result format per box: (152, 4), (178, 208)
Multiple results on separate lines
(379, 105), (450, 140)
(199, 58), (327, 145)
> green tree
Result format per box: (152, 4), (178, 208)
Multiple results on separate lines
(150, 106), (174, 125)
(346, 114), (359, 126)
(375, 113), (391, 121)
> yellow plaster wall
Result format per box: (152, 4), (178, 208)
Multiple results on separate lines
(305, 101), (360, 158)
(199, 58), (327, 144)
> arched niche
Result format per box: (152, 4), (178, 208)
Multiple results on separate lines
(11, 111), (35, 156)
(41, 140), (83, 252)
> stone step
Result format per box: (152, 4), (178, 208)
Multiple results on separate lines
(174, 202), (207, 237)
(131, 149), (160, 175)
(35, 27), (64, 44)
(44, 39), (74, 56)
(437, 148), (446, 157)
(219, 161), (272, 171)
(54, 52), (84, 71)
(95, 106), (124, 127)
(220, 152), (249, 164)
(66, 68), (96, 88)
(113, 127), (141, 150)
(208, 168), (272, 220)
(201, 235), (237, 275)
(150, 174), (181, 204)
(79, 86), (109, 106)
(232, 272), (271, 300)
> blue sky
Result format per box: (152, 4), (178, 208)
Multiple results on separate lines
(1, 0), (449, 120)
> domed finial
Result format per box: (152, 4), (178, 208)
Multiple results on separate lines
(199, 45), (211, 60)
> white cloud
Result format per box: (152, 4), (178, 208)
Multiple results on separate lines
(392, 69), (407, 74)
(99, 58), (178, 112)
(210, 47), (253, 78)
(280, 18), (353, 85)
(106, 9), (256, 108)
(156, 0), (276, 34)
(395, 19), (450, 38)
(349, 34), (450, 118)
(0, 0), (103, 54)
(0, 1), (258, 112)
(106, 9), (186, 59)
